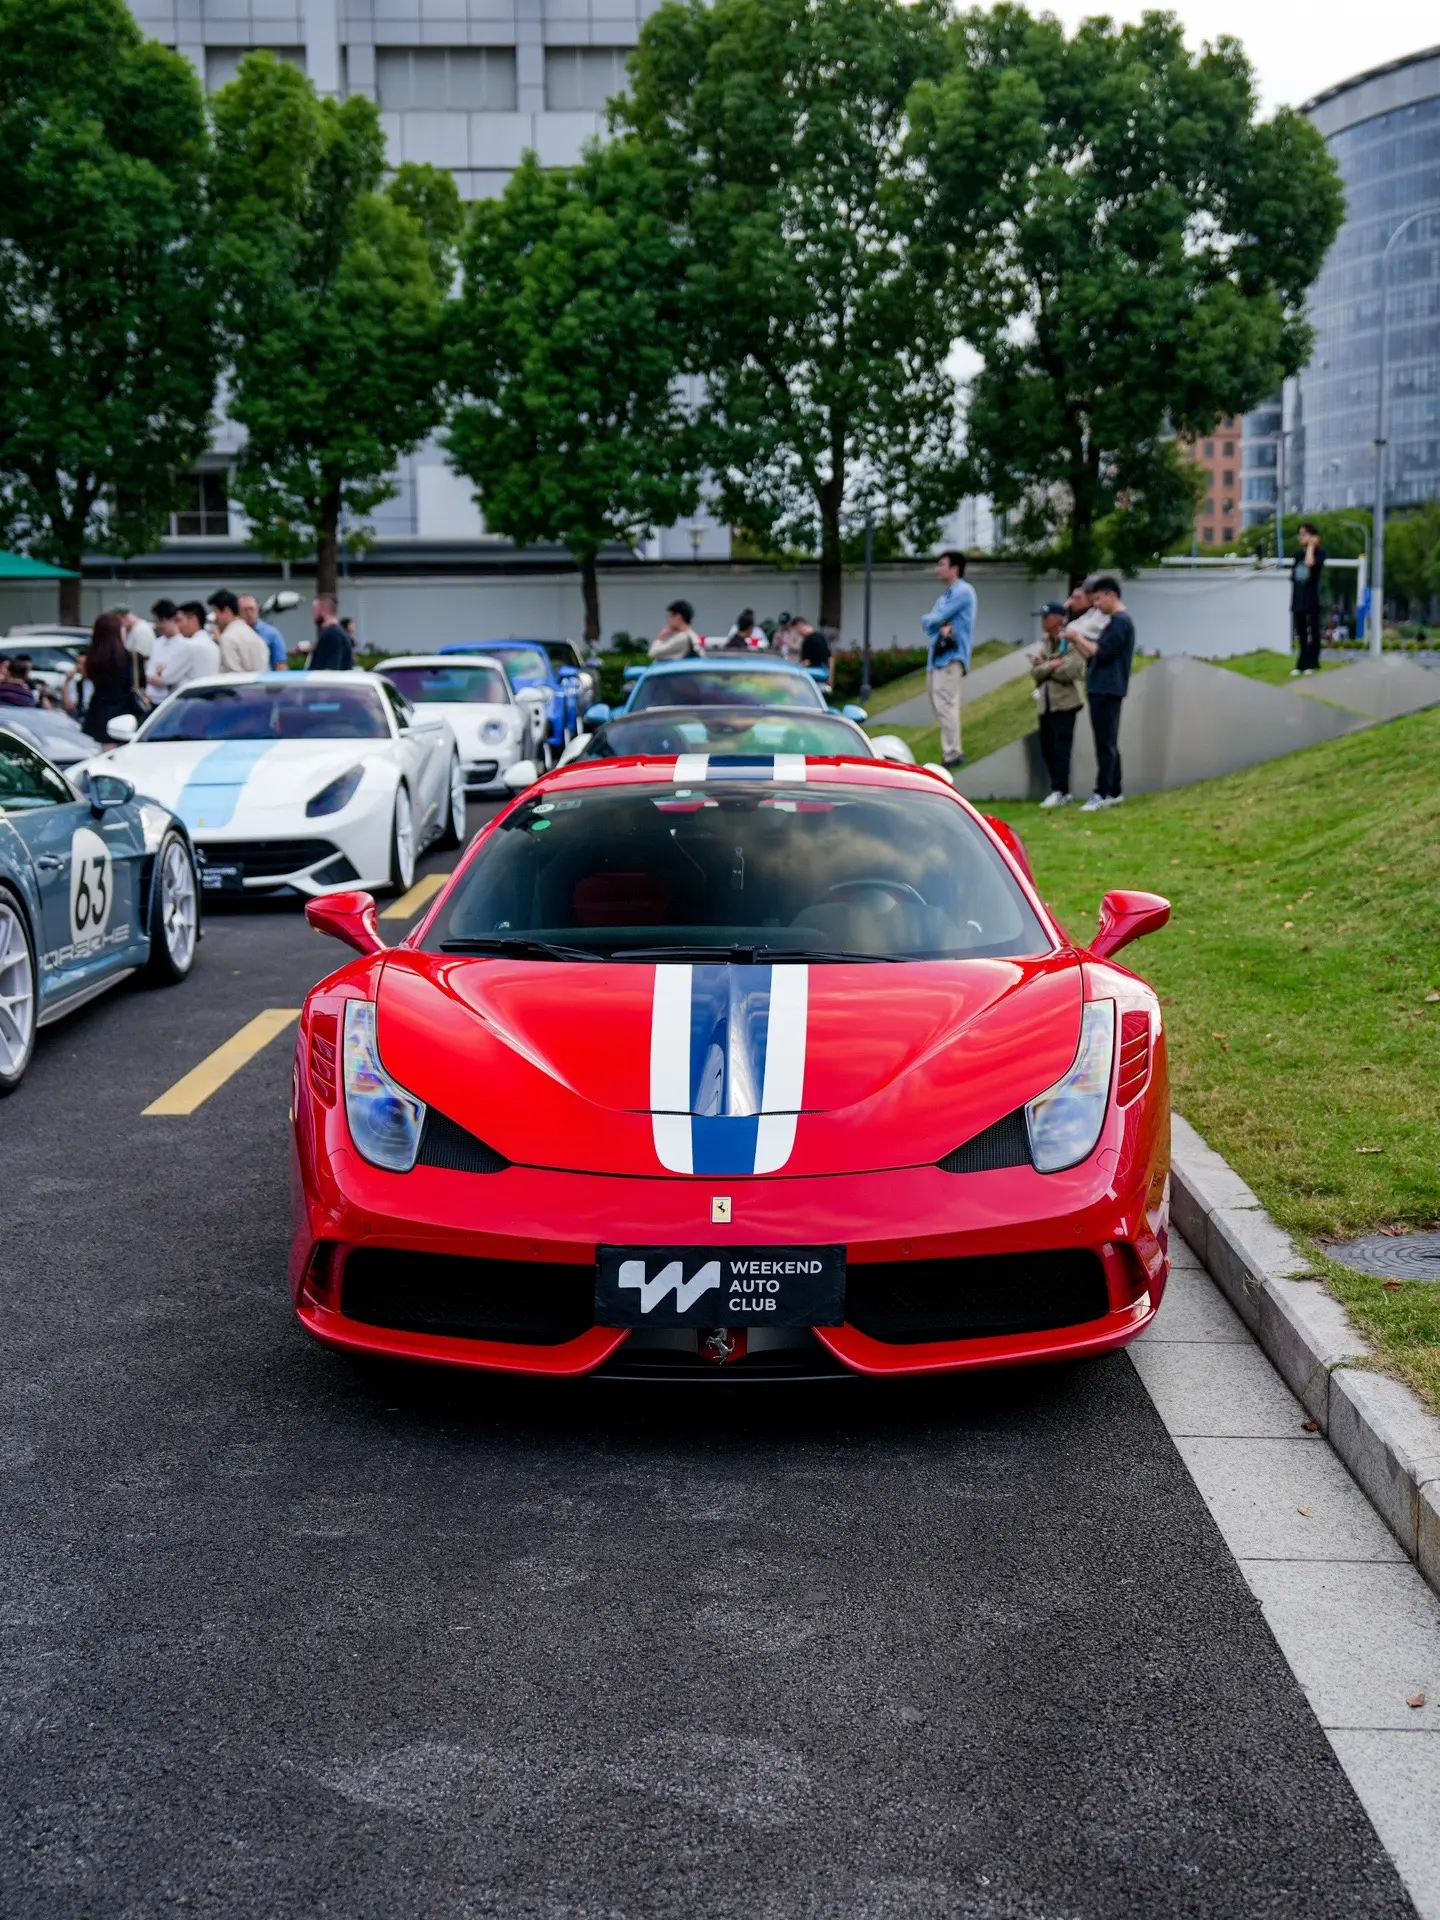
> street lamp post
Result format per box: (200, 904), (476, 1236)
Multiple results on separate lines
(861, 503), (874, 702)
(1372, 205), (1440, 658)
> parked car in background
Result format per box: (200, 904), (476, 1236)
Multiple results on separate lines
(378, 656), (537, 798)
(559, 705), (918, 769)
(0, 724), (199, 1092)
(2, 707), (94, 772)
(585, 656), (872, 730)
(437, 640), (586, 765)
(2, 631), (87, 699)
(86, 673), (463, 898)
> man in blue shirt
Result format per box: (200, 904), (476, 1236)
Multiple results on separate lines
(920, 549), (976, 769)
(239, 593), (288, 670)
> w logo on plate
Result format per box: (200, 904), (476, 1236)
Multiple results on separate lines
(617, 1259), (721, 1315)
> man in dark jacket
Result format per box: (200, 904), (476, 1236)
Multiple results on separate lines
(308, 594), (355, 671)
(1290, 522), (1326, 675)
(1072, 573), (1135, 811)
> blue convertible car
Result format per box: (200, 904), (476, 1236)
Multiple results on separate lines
(0, 726), (200, 1092)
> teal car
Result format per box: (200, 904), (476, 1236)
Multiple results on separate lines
(0, 726), (200, 1093)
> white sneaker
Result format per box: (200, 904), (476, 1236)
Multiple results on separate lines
(1104, 794), (1125, 807)
(1079, 793), (1106, 812)
(1039, 789), (1071, 809)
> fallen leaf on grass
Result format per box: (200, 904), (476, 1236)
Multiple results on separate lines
(1283, 920), (1294, 930)
(1356, 1146), (1384, 1154)
(1383, 1280), (1404, 1292)
(1379, 1226), (1407, 1236)
(1408, 1694), (1426, 1710)
(1427, 992), (1440, 1004)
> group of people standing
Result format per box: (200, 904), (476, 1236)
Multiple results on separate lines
(1029, 575), (1136, 810)
(2, 592), (358, 746)
(648, 601), (835, 683)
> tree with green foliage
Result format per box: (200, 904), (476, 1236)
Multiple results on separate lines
(0, 0), (216, 622)
(621, 0), (957, 630)
(1383, 501), (1440, 620)
(210, 54), (459, 598)
(448, 143), (701, 644)
(914, 7), (1345, 585)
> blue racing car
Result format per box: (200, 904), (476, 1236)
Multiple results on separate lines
(0, 726), (200, 1092)
(438, 639), (594, 764)
(582, 655), (871, 729)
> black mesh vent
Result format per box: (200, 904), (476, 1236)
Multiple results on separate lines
(195, 839), (339, 878)
(846, 1250), (1109, 1344)
(341, 1249), (592, 1345)
(938, 1108), (1032, 1173)
(417, 1108), (510, 1173)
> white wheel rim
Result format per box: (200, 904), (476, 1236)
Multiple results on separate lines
(451, 757), (466, 835)
(0, 902), (35, 1077)
(395, 789), (415, 888)
(160, 839), (197, 970)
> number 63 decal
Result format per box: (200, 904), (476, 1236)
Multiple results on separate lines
(69, 827), (114, 943)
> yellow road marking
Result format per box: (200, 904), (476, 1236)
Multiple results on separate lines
(143, 1008), (302, 1116)
(381, 871), (450, 921)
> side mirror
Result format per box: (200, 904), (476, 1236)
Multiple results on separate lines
(867, 733), (914, 765)
(261, 588), (302, 616)
(556, 734), (590, 768)
(305, 890), (385, 955)
(841, 703), (868, 723)
(106, 713), (138, 743)
(921, 762), (955, 785)
(584, 703), (612, 728)
(88, 772), (135, 813)
(1091, 889), (1171, 960)
(503, 759), (538, 792)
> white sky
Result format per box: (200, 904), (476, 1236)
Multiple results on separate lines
(1041, 0), (1437, 110)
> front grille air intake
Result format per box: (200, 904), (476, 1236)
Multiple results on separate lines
(417, 1109), (510, 1173)
(846, 1249), (1109, 1344)
(341, 1249), (592, 1345)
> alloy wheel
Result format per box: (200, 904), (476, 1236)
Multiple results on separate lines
(394, 787), (416, 891)
(0, 901), (35, 1080)
(160, 838), (198, 972)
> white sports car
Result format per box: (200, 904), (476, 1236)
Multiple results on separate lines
(88, 673), (464, 898)
(377, 656), (537, 797)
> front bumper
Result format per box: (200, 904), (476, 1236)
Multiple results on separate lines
(291, 1090), (1170, 1381)
(195, 789), (395, 896)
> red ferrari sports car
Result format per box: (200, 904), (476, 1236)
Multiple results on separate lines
(290, 754), (1171, 1381)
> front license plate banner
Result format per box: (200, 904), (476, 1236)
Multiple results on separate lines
(596, 1245), (845, 1329)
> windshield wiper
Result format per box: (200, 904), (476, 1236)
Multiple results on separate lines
(622, 944), (902, 964)
(439, 936), (604, 962)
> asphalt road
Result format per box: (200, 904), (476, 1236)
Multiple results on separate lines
(0, 808), (1414, 1919)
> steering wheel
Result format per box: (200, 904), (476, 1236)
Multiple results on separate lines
(822, 877), (928, 909)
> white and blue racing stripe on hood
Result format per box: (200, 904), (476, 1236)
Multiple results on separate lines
(672, 754), (808, 784)
(649, 963), (808, 1175)
(173, 740), (277, 830)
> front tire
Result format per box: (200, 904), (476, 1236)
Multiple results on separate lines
(437, 753), (466, 850)
(143, 832), (200, 985)
(388, 785), (416, 893)
(0, 887), (37, 1094)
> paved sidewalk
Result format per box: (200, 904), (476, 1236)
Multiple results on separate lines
(1135, 1233), (1440, 1917)
(876, 645), (1032, 727)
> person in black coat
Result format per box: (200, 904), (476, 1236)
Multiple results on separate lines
(308, 593), (355, 671)
(1071, 574), (1135, 811)
(79, 613), (145, 745)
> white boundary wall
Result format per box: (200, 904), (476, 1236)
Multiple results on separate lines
(2, 560), (1290, 660)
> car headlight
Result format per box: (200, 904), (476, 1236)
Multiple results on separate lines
(306, 766), (364, 817)
(480, 718), (508, 745)
(1025, 1000), (1114, 1172)
(343, 1001), (426, 1171)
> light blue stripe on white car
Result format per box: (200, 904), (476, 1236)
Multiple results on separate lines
(173, 740), (277, 830)
(649, 962), (808, 1176)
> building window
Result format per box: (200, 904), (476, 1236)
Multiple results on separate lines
(170, 472), (229, 538)
(1222, 526), (1234, 542)
(1203, 498), (1215, 516)
(1223, 440), (1234, 456)
(376, 48), (518, 111)
(544, 47), (632, 112)
(205, 47), (305, 92)
(1222, 470), (1234, 487)
(1202, 526), (1215, 544)
(1203, 441), (1214, 458)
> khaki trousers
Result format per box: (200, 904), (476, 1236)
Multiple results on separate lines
(928, 660), (965, 761)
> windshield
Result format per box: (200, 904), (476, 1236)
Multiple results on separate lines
(630, 669), (825, 712)
(423, 780), (1049, 961)
(585, 709), (870, 760)
(491, 646), (548, 683)
(383, 664), (509, 706)
(141, 682), (390, 742)
(540, 641), (583, 671)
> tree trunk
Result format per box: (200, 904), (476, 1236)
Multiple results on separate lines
(58, 567), (82, 627)
(316, 483), (342, 601)
(1068, 459), (1099, 590)
(579, 551), (601, 647)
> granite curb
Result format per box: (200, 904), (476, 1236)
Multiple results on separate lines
(1171, 1112), (1440, 1598)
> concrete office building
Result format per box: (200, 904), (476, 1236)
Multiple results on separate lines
(119, 0), (731, 590)
(1262, 47), (1440, 518)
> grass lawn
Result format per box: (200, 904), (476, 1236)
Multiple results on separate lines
(988, 706), (1440, 1407)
